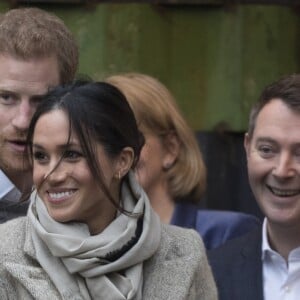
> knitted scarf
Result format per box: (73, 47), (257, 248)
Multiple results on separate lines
(28, 172), (161, 300)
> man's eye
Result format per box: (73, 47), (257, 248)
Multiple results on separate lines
(258, 145), (275, 157)
(260, 146), (272, 153)
(0, 93), (15, 104)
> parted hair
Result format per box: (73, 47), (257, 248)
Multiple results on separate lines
(248, 73), (300, 138)
(0, 7), (78, 84)
(106, 73), (206, 204)
(27, 79), (145, 212)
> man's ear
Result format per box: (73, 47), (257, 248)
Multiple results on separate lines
(162, 132), (180, 170)
(244, 132), (250, 161)
(115, 147), (134, 179)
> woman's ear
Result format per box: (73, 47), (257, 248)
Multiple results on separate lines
(162, 132), (180, 170)
(115, 147), (135, 179)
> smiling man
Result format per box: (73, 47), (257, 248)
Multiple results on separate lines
(0, 8), (78, 222)
(208, 74), (300, 300)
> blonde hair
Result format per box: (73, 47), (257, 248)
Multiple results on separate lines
(106, 73), (206, 203)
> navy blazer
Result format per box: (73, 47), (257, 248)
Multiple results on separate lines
(170, 203), (261, 250)
(208, 228), (264, 300)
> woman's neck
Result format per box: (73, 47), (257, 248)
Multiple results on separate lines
(147, 183), (175, 224)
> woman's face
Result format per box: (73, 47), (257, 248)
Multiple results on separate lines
(136, 132), (170, 197)
(32, 109), (118, 234)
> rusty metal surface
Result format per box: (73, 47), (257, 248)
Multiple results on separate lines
(10, 0), (86, 3)
(5, 3), (299, 131)
(10, 0), (300, 5)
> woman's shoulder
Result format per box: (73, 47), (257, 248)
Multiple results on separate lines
(161, 223), (205, 254)
(143, 223), (218, 299)
(0, 216), (27, 234)
(0, 217), (28, 254)
(145, 223), (206, 273)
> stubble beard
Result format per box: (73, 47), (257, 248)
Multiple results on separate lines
(0, 142), (30, 178)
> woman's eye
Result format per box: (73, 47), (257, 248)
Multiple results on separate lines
(64, 150), (82, 160)
(33, 151), (48, 162)
(294, 148), (300, 158)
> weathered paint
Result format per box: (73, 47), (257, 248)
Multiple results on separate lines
(2, 3), (299, 130)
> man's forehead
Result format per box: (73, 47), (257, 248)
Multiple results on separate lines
(256, 98), (299, 121)
(0, 80), (52, 97)
(0, 55), (60, 95)
(252, 99), (300, 141)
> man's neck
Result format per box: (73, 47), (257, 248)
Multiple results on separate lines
(267, 221), (300, 261)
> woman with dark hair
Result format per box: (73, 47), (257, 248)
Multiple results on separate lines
(0, 80), (217, 299)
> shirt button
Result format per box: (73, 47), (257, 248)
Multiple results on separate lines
(284, 286), (290, 293)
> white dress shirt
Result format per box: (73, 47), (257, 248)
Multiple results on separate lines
(262, 219), (300, 300)
(0, 169), (21, 203)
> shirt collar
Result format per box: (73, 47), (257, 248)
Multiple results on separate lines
(0, 169), (20, 202)
(262, 218), (273, 260)
(0, 169), (15, 197)
(261, 218), (300, 261)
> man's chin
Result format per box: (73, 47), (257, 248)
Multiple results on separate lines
(0, 157), (31, 174)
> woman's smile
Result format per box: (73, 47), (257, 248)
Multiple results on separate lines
(47, 189), (77, 204)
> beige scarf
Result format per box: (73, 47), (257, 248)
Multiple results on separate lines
(28, 172), (161, 300)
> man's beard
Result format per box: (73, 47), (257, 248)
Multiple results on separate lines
(0, 134), (30, 175)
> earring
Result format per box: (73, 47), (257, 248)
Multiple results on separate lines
(163, 162), (172, 170)
(117, 171), (121, 180)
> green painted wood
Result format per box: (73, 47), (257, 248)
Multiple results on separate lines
(2, 3), (299, 130)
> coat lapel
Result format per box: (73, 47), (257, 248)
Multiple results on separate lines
(234, 228), (264, 300)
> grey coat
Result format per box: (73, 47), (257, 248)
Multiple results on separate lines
(0, 217), (217, 300)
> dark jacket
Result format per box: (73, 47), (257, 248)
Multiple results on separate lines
(208, 227), (264, 300)
(0, 199), (29, 223)
(171, 203), (261, 250)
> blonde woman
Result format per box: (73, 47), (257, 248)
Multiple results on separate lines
(106, 73), (260, 250)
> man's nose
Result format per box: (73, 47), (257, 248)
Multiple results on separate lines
(11, 100), (35, 131)
(272, 153), (296, 179)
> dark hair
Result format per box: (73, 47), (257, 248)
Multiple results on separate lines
(248, 74), (300, 137)
(27, 80), (145, 212)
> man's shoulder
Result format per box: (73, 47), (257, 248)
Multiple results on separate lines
(207, 227), (264, 300)
(208, 226), (262, 260)
(207, 227), (263, 282)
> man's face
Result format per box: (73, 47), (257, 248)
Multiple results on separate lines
(0, 54), (60, 184)
(245, 99), (300, 228)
